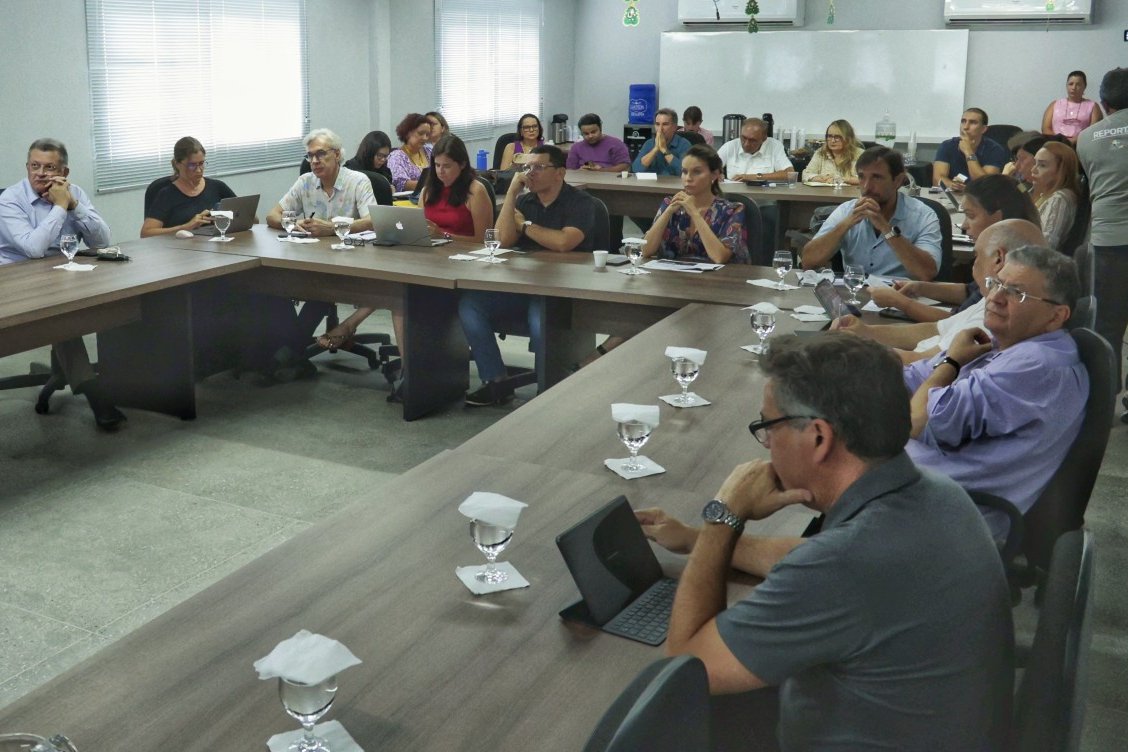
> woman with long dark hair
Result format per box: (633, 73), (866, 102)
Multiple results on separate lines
(419, 134), (492, 243)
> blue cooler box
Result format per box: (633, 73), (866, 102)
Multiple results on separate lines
(628, 84), (657, 125)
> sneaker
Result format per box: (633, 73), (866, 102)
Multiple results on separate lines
(465, 381), (513, 407)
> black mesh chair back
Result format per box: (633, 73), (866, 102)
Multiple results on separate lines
(366, 171), (394, 206)
(985, 124), (1023, 150)
(1059, 195), (1091, 257)
(1069, 295), (1096, 331)
(723, 193), (763, 265)
(143, 175), (175, 218)
(913, 195), (954, 281)
(1013, 530), (1095, 752)
(907, 162), (933, 189)
(475, 175), (498, 221)
(678, 130), (706, 146)
(583, 656), (710, 752)
(1073, 242), (1093, 297)
(492, 132), (519, 170)
(588, 194), (610, 250)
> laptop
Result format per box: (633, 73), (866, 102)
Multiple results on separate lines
(367, 204), (444, 247)
(556, 496), (678, 646)
(193, 194), (260, 236)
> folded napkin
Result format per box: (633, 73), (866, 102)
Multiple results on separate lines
(268, 720), (363, 752)
(54, 263), (96, 271)
(254, 630), (362, 685)
(745, 302), (779, 314)
(862, 300), (883, 312)
(458, 491), (527, 529)
(473, 256), (508, 263)
(456, 562), (530, 594)
(792, 305), (825, 315)
(665, 346), (706, 365)
(604, 456), (666, 479)
(278, 236), (319, 244)
(791, 312), (830, 322)
(448, 254), (477, 261)
(616, 266), (650, 275)
(660, 392), (711, 408)
(612, 403), (659, 426)
(635, 173), (658, 181)
(469, 247), (514, 256)
(748, 278), (799, 291)
(210, 210), (233, 220)
(642, 259), (723, 272)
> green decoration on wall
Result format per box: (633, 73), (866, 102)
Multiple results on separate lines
(745, 0), (760, 32)
(827, 0), (836, 24)
(623, 0), (639, 27)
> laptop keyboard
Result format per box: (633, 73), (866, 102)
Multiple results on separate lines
(603, 577), (678, 646)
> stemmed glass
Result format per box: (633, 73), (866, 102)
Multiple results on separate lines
(212, 213), (232, 242)
(281, 210), (299, 241)
(483, 228), (502, 263)
(749, 310), (776, 355)
(58, 234), (80, 270)
(278, 676), (338, 752)
(832, 175), (845, 190)
(469, 519), (514, 583)
(617, 419), (652, 473)
(670, 357), (700, 406)
(331, 218), (351, 250)
(844, 264), (866, 306)
(621, 240), (647, 275)
(772, 250), (793, 289)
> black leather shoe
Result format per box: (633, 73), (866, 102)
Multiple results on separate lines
(81, 382), (127, 431)
(465, 381), (513, 407)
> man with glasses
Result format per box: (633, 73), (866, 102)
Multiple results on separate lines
(715, 117), (791, 182)
(0, 138), (124, 430)
(637, 334), (1012, 750)
(460, 145), (596, 407)
(905, 245), (1086, 540)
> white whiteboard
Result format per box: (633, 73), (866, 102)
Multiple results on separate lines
(659, 30), (969, 142)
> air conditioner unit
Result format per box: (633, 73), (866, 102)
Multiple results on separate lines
(678, 0), (804, 27)
(944, 0), (1092, 25)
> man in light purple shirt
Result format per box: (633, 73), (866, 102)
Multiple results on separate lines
(905, 245), (1087, 539)
(0, 138), (124, 430)
(564, 113), (631, 172)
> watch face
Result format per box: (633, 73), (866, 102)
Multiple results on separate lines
(702, 499), (725, 522)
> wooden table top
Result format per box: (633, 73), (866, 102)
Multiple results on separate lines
(0, 449), (807, 751)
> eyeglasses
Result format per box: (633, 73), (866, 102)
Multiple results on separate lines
(374, 151), (390, 162)
(523, 164), (557, 174)
(747, 415), (821, 446)
(305, 149), (337, 162)
(983, 276), (1064, 306)
(27, 162), (62, 174)
(520, 124), (540, 132)
(184, 160), (206, 171)
(825, 134), (845, 141)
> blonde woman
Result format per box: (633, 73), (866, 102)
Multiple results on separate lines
(1029, 141), (1082, 253)
(803, 119), (864, 185)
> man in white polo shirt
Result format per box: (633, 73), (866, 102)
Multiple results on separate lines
(716, 118), (792, 182)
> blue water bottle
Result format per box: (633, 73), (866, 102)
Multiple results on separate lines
(476, 149), (489, 170)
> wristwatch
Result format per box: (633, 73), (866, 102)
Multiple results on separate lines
(702, 499), (745, 534)
(933, 356), (961, 376)
(520, 220), (532, 234)
(966, 153), (979, 162)
(883, 225), (902, 241)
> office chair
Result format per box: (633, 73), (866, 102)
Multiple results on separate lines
(985, 124), (1023, 151)
(724, 192), (765, 265)
(1012, 530), (1095, 752)
(906, 162), (933, 189)
(143, 175), (175, 218)
(1069, 295), (1096, 331)
(1072, 242), (1093, 298)
(913, 195), (955, 281)
(476, 175), (498, 221)
(678, 130), (706, 146)
(582, 656), (711, 752)
(491, 133), (519, 170)
(1058, 195), (1090, 258)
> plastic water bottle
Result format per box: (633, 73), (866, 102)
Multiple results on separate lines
(904, 131), (918, 166)
(876, 112), (896, 149)
(476, 149), (488, 170)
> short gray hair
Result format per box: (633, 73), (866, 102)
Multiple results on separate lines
(742, 117), (766, 133)
(28, 138), (68, 166)
(304, 128), (343, 152)
(1006, 245), (1080, 311)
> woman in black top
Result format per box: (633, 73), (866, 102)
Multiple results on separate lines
(141, 136), (235, 237)
(344, 130), (394, 185)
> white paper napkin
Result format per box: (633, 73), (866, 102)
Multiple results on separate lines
(468, 247), (514, 256)
(791, 312), (830, 322)
(748, 278), (799, 291)
(458, 491), (527, 529)
(611, 403), (660, 426)
(254, 630), (362, 685)
(53, 263), (96, 271)
(635, 173), (658, 181)
(603, 456), (666, 479)
(455, 562), (530, 594)
(741, 344), (768, 354)
(267, 720), (363, 752)
(448, 254), (477, 261)
(861, 300), (883, 312)
(744, 302), (779, 314)
(665, 346), (706, 365)
(660, 392), (711, 408)
(278, 236), (319, 244)
(795, 270), (822, 286)
(473, 256), (508, 263)
(616, 266), (650, 275)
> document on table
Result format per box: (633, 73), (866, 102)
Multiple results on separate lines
(642, 259), (723, 273)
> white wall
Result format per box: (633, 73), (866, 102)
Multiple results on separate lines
(0, 0), (374, 242)
(574, 0), (1128, 138)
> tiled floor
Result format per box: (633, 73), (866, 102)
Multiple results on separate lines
(0, 309), (1125, 750)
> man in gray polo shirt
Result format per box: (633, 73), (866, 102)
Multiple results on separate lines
(637, 334), (1013, 750)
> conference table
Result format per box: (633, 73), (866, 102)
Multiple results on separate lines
(0, 303), (814, 751)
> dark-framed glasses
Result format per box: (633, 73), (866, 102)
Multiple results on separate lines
(305, 149), (336, 162)
(523, 164), (556, 174)
(748, 415), (821, 446)
(184, 160), (206, 171)
(983, 276), (1063, 306)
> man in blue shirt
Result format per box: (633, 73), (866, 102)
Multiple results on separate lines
(933, 108), (1009, 191)
(0, 138), (125, 430)
(801, 147), (942, 279)
(630, 108), (690, 177)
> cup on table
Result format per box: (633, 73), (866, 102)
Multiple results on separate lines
(592, 250), (608, 269)
(786, 171), (799, 188)
(620, 170), (630, 179)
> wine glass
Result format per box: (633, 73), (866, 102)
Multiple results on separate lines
(844, 264), (866, 306)
(772, 250), (793, 289)
(670, 357), (700, 406)
(621, 240), (647, 275)
(617, 419), (652, 473)
(212, 213), (232, 242)
(749, 311), (776, 355)
(331, 218), (351, 250)
(58, 234), (79, 269)
(278, 676), (338, 752)
(469, 519), (514, 583)
(832, 175), (845, 190)
(281, 210), (298, 240)
(483, 228), (502, 263)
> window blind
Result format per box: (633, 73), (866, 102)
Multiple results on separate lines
(85, 0), (309, 193)
(434, 0), (542, 143)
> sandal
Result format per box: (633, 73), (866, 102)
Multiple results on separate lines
(317, 322), (356, 351)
